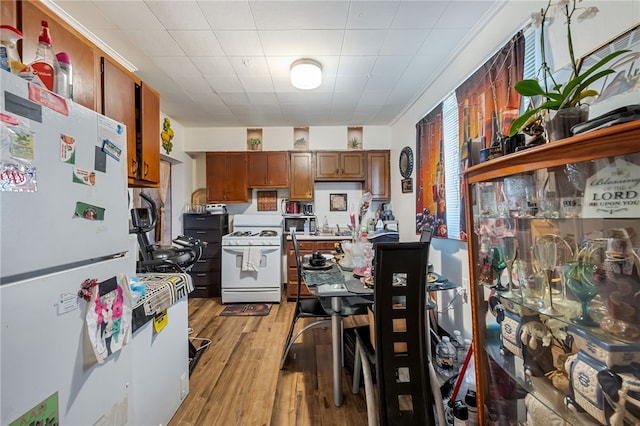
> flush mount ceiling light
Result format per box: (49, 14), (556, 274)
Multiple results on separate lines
(290, 59), (322, 90)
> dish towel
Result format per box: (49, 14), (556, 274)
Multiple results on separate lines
(242, 247), (262, 272)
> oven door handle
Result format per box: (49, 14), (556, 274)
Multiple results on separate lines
(223, 247), (280, 256)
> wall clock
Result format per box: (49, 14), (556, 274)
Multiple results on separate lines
(399, 146), (414, 178)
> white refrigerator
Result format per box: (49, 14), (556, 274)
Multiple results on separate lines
(0, 72), (134, 425)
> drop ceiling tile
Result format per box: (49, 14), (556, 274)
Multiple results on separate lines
(346, 1), (399, 29)
(169, 30), (225, 56)
(193, 57), (236, 77)
(250, 1), (349, 30)
(147, 1), (210, 30)
(336, 56), (376, 76)
(341, 30), (386, 55)
(358, 90), (391, 106)
(239, 75), (275, 92)
(333, 75), (367, 93)
(391, 1), (447, 29)
(198, 1), (255, 30)
(215, 31), (265, 56)
(206, 76), (245, 93)
(56, 1), (118, 30)
(218, 92), (252, 106)
(151, 56), (202, 80)
(230, 57), (270, 76)
(380, 29), (431, 56)
(438, 1), (497, 29)
(247, 93), (280, 105)
(123, 30), (184, 57)
(259, 30), (344, 56)
(94, 1), (162, 31)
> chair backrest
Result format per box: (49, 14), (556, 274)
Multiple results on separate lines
(420, 226), (434, 244)
(373, 241), (434, 426)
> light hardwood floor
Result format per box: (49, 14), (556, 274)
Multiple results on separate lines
(168, 297), (370, 426)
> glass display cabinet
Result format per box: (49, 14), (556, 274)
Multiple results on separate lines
(462, 121), (640, 425)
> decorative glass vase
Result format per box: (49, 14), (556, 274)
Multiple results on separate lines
(545, 104), (589, 142)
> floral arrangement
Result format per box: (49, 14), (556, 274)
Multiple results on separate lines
(509, 0), (629, 136)
(161, 117), (175, 154)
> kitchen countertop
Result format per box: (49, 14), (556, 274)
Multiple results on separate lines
(285, 233), (353, 241)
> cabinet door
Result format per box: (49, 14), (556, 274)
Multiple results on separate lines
(315, 152), (341, 179)
(249, 151), (289, 187)
(266, 151), (289, 187)
(22, 1), (98, 111)
(139, 82), (160, 184)
(206, 153), (227, 202)
(224, 153), (248, 202)
(340, 152), (365, 180)
(248, 152), (269, 187)
(1, 0), (17, 29)
(367, 150), (390, 200)
(289, 152), (314, 200)
(101, 57), (136, 179)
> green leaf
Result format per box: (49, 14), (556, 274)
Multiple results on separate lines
(514, 79), (545, 96)
(509, 109), (538, 136)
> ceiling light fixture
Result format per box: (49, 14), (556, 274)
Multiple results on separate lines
(290, 59), (322, 90)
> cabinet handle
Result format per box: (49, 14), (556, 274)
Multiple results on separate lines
(341, 168), (344, 174)
(143, 162), (149, 176)
(131, 158), (138, 174)
(335, 168), (339, 174)
(196, 231), (206, 234)
(196, 273), (207, 277)
(196, 217), (206, 221)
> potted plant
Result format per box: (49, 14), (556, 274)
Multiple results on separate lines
(349, 136), (360, 149)
(248, 137), (261, 150)
(294, 137), (308, 150)
(508, 0), (629, 141)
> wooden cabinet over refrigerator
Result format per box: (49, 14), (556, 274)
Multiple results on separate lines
(462, 121), (640, 425)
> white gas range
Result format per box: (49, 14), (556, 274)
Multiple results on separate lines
(221, 214), (283, 303)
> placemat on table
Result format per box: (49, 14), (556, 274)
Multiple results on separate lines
(303, 266), (343, 287)
(344, 278), (374, 295)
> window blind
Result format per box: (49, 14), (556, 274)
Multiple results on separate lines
(443, 93), (460, 239)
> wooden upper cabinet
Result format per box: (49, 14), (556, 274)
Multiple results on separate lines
(206, 152), (248, 203)
(139, 82), (160, 184)
(366, 150), (391, 200)
(289, 152), (314, 201)
(21, 1), (98, 111)
(1, 0), (17, 28)
(248, 151), (289, 188)
(101, 57), (137, 179)
(315, 151), (365, 181)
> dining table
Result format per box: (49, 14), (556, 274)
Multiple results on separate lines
(302, 263), (374, 407)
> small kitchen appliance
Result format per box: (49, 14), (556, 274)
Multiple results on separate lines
(206, 203), (227, 214)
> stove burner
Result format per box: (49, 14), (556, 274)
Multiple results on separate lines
(230, 231), (253, 237)
(260, 230), (278, 237)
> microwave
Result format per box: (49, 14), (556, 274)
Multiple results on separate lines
(284, 215), (317, 234)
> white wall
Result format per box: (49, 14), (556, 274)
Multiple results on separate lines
(158, 113), (194, 236)
(390, 0), (640, 338)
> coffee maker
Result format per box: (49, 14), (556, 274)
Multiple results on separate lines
(302, 203), (314, 215)
(381, 203), (398, 232)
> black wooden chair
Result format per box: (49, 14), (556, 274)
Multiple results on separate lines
(280, 231), (331, 369)
(352, 241), (434, 426)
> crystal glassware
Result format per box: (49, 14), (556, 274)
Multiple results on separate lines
(564, 261), (598, 327)
(532, 237), (561, 316)
(499, 236), (520, 299)
(490, 246), (508, 292)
